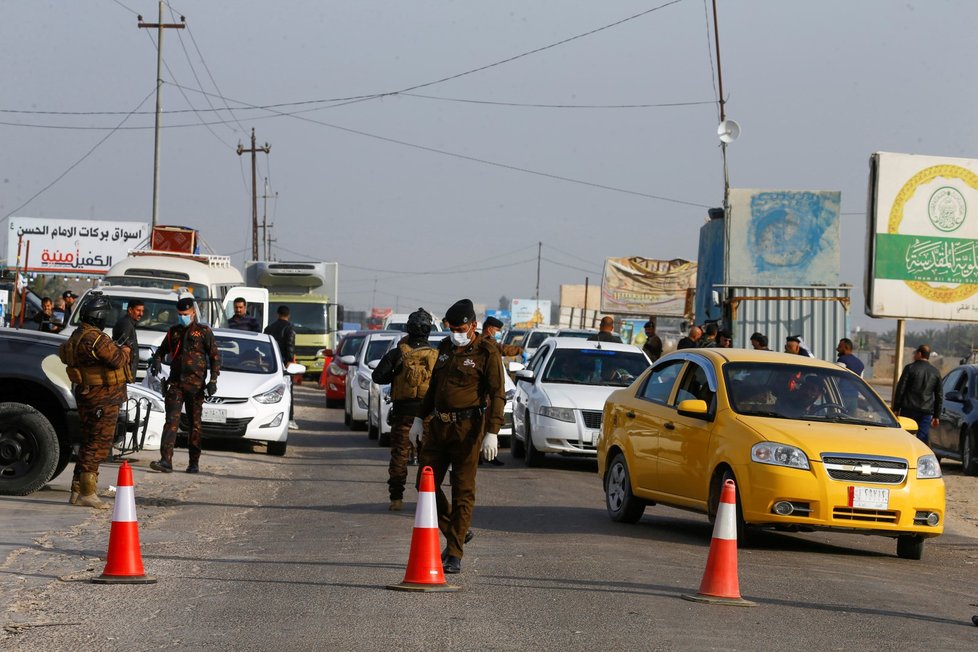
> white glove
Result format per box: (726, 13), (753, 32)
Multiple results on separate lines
(481, 432), (499, 461)
(409, 417), (424, 446)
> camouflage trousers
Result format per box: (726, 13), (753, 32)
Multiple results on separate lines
(73, 398), (122, 476)
(416, 414), (482, 559)
(388, 414), (426, 501)
(161, 384), (205, 465)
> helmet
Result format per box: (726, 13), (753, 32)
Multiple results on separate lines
(80, 292), (111, 330)
(406, 308), (433, 336)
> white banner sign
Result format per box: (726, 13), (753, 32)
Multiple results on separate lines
(7, 217), (149, 275)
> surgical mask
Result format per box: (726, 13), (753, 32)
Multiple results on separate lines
(450, 331), (470, 347)
(178, 314), (193, 326)
(493, 332), (503, 343)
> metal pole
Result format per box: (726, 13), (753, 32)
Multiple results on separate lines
(893, 319), (905, 392)
(262, 177), (269, 260)
(534, 241), (542, 303)
(581, 276), (589, 328)
(151, 0), (164, 227)
(250, 130), (258, 260)
(711, 0), (730, 204)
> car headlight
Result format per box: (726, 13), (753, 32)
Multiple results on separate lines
(146, 375), (163, 394)
(540, 406), (576, 422)
(505, 388), (515, 401)
(144, 395), (165, 412)
(916, 454), (942, 479)
(327, 363), (346, 377)
(357, 374), (371, 390)
(253, 385), (286, 404)
(751, 442), (810, 470)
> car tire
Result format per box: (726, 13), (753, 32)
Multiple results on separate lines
(511, 423), (526, 458)
(709, 468), (749, 544)
(53, 443), (73, 480)
(378, 429), (390, 447)
(353, 416), (368, 432)
(368, 418), (378, 440)
(604, 452), (645, 523)
(525, 420), (544, 467)
(326, 398), (343, 409)
(896, 534), (924, 560)
(0, 402), (60, 496)
(344, 405), (352, 428)
(961, 429), (978, 476)
(267, 440), (287, 456)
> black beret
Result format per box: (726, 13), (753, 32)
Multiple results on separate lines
(643, 320), (655, 328)
(483, 316), (504, 329)
(786, 334), (801, 343)
(445, 299), (476, 326)
(176, 297), (195, 311)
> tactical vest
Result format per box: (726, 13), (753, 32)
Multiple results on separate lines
(391, 342), (438, 401)
(59, 327), (129, 387)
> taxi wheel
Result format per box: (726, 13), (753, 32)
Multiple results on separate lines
(896, 534), (924, 560)
(709, 468), (749, 544)
(605, 452), (645, 523)
(961, 430), (978, 476)
(525, 421), (544, 467)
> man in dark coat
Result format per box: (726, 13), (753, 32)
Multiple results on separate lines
(112, 299), (144, 380)
(892, 344), (942, 445)
(265, 305), (297, 429)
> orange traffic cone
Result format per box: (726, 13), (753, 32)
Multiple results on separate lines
(386, 466), (461, 593)
(682, 479), (755, 606)
(92, 461), (156, 585)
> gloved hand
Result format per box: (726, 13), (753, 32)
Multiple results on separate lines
(408, 417), (424, 446)
(149, 358), (162, 377)
(206, 381), (218, 397)
(481, 432), (499, 461)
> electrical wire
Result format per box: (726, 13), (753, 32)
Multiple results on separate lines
(1, 87), (157, 223)
(702, 0), (720, 122)
(397, 92), (715, 110)
(544, 243), (602, 268)
(541, 257), (603, 276)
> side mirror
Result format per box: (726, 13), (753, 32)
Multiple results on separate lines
(367, 359), (380, 370)
(514, 369), (535, 383)
(285, 362), (306, 376)
(897, 416), (919, 433)
(320, 348), (333, 358)
(677, 399), (709, 419)
(508, 361), (526, 372)
(340, 355), (356, 365)
(946, 390), (962, 402)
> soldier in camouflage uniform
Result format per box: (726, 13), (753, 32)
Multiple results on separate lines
(409, 299), (505, 574)
(149, 297), (220, 474)
(371, 308), (438, 511)
(58, 293), (132, 509)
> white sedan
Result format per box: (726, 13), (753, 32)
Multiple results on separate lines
(343, 330), (400, 432)
(511, 337), (650, 466)
(144, 328), (304, 456)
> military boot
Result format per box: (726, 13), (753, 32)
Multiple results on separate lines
(76, 472), (110, 510)
(69, 475), (81, 505)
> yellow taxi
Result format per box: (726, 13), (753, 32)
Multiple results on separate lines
(597, 348), (945, 559)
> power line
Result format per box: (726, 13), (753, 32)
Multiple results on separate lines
(541, 256), (604, 276)
(397, 92), (715, 110)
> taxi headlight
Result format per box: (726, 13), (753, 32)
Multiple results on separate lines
(751, 442), (810, 470)
(357, 374), (371, 390)
(916, 454), (942, 479)
(254, 385), (286, 404)
(540, 406), (576, 422)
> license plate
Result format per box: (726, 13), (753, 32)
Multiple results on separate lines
(849, 486), (889, 510)
(202, 407), (227, 424)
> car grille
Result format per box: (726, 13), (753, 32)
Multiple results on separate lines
(180, 415), (253, 437)
(581, 410), (602, 429)
(833, 507), (899, 523)
(204, 396), (248, 405)
(820, 454), (908, 484)
(295, 346), (322, 357)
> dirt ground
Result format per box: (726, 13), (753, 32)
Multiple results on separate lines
(940, 466), (978, 537)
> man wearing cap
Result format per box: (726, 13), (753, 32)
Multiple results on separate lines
(481, 316), (523, 358)
(587, 316), (623, 343)
(641, 320), (663, 362)
(148, 297), (220, 474)
(410, 299), (505, 574)
(62, 290), (78, 325)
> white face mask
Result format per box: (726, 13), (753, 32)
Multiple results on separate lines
(450, 331), (471, 347)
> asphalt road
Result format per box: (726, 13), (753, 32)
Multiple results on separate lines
(2, 385), (978, 650)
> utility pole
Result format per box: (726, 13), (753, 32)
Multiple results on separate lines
(534, 241), (542, 303)
(237, 128), (270, 261)
(260, 177), (277, 260)
(138, 2), (185, 228)
(711, 0), (729, 203)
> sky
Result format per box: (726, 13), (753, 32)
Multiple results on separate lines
(2, 0), (977, 329)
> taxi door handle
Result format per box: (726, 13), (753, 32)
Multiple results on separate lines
(664, 422), (675, 430)
(625, 411), (635, 419)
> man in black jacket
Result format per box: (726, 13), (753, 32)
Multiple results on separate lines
(892, 344), (942, 444)
(112, 299), (144, 380)
(587, 316), (622, 343)
(265, 306), (297, 429)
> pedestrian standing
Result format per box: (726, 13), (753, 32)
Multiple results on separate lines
(836, 338), (865, 376)
(716, 329), (733, 348)
(641, 320), (663, 362)
(892, 344), (942, 445)
(228, 297), (260, 332)
(112, 299), (144, 381)
(479, 315), (521, 467)
(62, 290), (78, 325)
(58, 293), (132, 508)
(587, 316), (623, 343)
(677, 325), (702, 350)
(700, 323), (719, 347)
(409, 299), (505, 574)
(750, 332), (769, 350)
(785, 335), (813, 357)
(149, 297), (220, 474)
(34, 297), (63, 333)
(372, 309), (438, 511)
(265, 305), (298, 429)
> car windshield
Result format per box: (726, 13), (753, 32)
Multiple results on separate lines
(72, 295), (184, 333)
(104, 276), (210, 299)
(338, 335), (366, 357)
(503, 329), (526, 346)
(556, 331), (594, 339)
(723, 362), (898, 426)
(286, 303), (328, 335)
(542, 349), (649, 387)
(526, 331), (555, 349)
(363, 338), (393, 364)
(216, 335), (279, 374)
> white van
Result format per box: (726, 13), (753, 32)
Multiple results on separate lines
(383, 311), (444, 332)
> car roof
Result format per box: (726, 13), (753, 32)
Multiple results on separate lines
(82, 285), (191, 299)
(211, 327), (275, 342)
(662, 347), (841, 370)
(545, 337), (643, 353)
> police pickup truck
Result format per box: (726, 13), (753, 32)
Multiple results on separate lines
(0, 329), (81, 495)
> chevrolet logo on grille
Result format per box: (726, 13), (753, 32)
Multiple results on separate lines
(854, 463), (875, 475)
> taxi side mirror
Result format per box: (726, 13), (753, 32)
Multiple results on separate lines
(897, 416), (919, 433)
(677, 399), (710, 419)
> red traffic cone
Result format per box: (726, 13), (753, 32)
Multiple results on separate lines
(387, 466), (460, 593)
(92, 461), (156, 585)
(682, 479), (755, 606)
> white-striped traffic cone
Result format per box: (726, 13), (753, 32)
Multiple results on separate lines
(92, 461), (156, 584)
(682, 478), (755, 606)
(387, 465), (460, 592)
